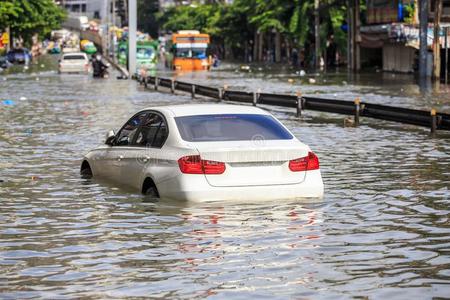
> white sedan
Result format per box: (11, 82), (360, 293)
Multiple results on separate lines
(80, 104), (324, 201)
(58, 52), (90, 74)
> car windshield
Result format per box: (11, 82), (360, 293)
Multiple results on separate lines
(63, 55), (86, 60)
(175, 114), (293, 142)
(137, 48), (154, 59)
(192, 48), (207, 58)
(175, 48), (191, 58)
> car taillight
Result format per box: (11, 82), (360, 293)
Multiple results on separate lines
(289, 152), (320, 172)
(178, 155), (225, 174)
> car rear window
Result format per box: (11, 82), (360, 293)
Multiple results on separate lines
(175, 114), (293, 142)
(63, 55), (86, 60)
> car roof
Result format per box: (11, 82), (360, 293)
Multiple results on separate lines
(63, 52), (87, 57)
(143, 104), (271, 117)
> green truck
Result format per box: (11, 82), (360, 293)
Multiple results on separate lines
(117, 40), (159, 70)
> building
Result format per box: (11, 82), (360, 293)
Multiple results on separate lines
(360, 0), (450, 76)
(61, 0), (108, 22)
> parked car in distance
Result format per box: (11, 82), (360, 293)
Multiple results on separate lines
(6, 48), (31, 64)
(0, 56), (12, 69)
(58, 52), (90, 74)
(80, 104), (324, 202)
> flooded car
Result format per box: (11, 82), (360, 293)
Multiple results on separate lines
(58, 52), (89, 74)
(81, 104), (324, 201)
(0, 56), (12, 69)
(6, 48), (31, 64)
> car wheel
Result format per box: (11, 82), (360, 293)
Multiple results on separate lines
(80, 161), (93, 179)
(144, 185), (158, 197)
(142, 178), (159, 198)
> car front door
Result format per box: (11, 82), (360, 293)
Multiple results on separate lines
(105, 112), (148, 186)
(119, 112), (170, 191)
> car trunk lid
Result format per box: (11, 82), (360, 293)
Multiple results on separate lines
(193, 140), (309, 187)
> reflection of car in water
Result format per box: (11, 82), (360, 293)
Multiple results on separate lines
(169, 30), (211, 71)
(80, 104), (324, 201)
(117, 40), (158, 71)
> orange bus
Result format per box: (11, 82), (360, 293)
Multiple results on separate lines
(171, 30), (211, 71)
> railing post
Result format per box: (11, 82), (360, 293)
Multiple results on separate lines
(253, 90), (260, 106)
(191, 85), (196, 99)
(296, 91), (302, 117)
(431, 108), (437, 135)
(218, 88), (223, 101)
(354, 97), (361, 126)
(222, 85), (228, 101)
(154, 77), (158, 91)
(171, 79), (175, 93)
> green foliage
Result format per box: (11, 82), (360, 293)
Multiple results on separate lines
(0, 0), (66, 45)
(155, 0), (349, 60)
(138, 0), (159, 38)
(158, 4), (219, 35)
(288, 0), (311, 46)
(403, 3), (415, 24)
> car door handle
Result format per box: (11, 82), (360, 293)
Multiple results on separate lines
(117, 155), (124, 161)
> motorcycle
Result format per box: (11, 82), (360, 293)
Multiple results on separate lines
(91, 54), (109, 78)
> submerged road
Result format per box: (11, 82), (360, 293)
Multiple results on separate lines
(0, 57), (449, 298)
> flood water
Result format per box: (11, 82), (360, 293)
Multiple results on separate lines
(0, 57), (449, 298)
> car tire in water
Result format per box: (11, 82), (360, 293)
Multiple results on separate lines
(142, 178), (159, 198)
(80, 161), (93, 179)
(144, 186), (159, 198)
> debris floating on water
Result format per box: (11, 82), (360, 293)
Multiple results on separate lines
(344, 117), (355, 127)
(2, 100), (15, 106)
(20, 96), (27, 101)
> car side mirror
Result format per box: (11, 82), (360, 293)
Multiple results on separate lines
(105, 130), (116, 145)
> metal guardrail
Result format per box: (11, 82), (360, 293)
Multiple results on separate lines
(138, 75), (450, 133)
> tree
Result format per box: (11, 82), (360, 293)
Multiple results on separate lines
(138, 0), (159, 38)
(155, 0), (350, 64)
(0, 0), (66, 46)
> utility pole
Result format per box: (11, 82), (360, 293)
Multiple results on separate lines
(314, 0), (320, 69)
(128, 0), (137, 76)
(433, 0), (442, 80)
(419, 0), (429, 78)
(6, 26), (11, 52)
(347, 0), (360, 72)
(112, 0), (116, 61)
(112, 0), (116, 27)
